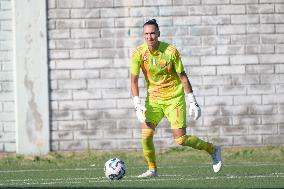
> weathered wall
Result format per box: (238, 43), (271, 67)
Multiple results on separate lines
(48, 0), (284, 151)
(0, 0), (15, 152)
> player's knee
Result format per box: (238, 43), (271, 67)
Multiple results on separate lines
(142, 128), (154, 139)
(175, 135), (187, 146)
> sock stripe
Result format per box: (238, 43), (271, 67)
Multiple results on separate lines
(142, 129), (154, 138)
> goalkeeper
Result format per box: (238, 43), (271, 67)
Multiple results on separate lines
(130, 19), (222, 178)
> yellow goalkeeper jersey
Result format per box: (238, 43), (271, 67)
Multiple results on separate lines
(130, 41), (185, 101)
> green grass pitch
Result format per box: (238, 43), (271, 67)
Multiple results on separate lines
(0, 146), (283, 188)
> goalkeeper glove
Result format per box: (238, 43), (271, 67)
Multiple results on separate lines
(133, 96), (146, 123)
(187, 92), (201, 120)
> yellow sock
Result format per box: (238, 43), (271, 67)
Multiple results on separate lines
(175, 135), (213, 154)
(142, 128), (157, 170)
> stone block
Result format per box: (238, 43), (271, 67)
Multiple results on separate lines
(260, 54), (284, 64)
(56, 19), (84, 29)
(249, 125), (278, 135)
(260, 14), (284, 24)
(101, 8), (129, 18)
(231, 15), (259, 24)
(202, 15), (230, 25)
(263, 94), (284, 104)
(51, 90), (72, 100)
(233, 136), (262, 145)
(233, 115), (262, 126)
(59, 100), (87, 110)
(189, 6), (217, 15)
(71, 70), (99, 79)
(247, 24), (275, 34)
(58, 80), (86, 90)
(246, 65), (274, 74)
(74, 130), (103, 139)
(52, 110), (72, 121)
(248, 105), (277, 115)
(86, 18), (114, 28)
(59, 140), (88, 151)
(218, 5), (245, 14)
(49, 50), (70, 59)
(88, 99), (116, 109)
(219, 84), (245, 96)
(233, 95), (261, 105)
(118, 139), (141, 149)
(221, 125), (248, 136)
(217, 65), (245, 75)
(208, 136), (233, 145)
(173, 0), (201, 5)
(188, 66), (216, 75)
(130, 7), (158, 17)
(203, 75), (231, 85)
(174, 16), (201, 26)
(205, 96), (233, 106)
(55, 39), (84, 49)
(190, 26), (216, 36)
(202, 0), (229, 4)
(247, 4), (274, 14)
(262, 115), (284, 124)
(247, 84), (274, 95)
(88, 119), (117, 129)
(218, 25), (246, 35)
(57, 0), (85, 8)
(58, 120), (87, 131)
(217, 45), (244, 55)
(230, 55), (258, 64)
(114, 0), (142, 7)
(191, 126), (220, 136)
(144, 0), (172, 6)
(73, 89), (102, 100)
(70, 9), (100, 18)
(52, 131), (73, 140)
(48, 10), (70, 19)
(88, 79), (116, 89)
(103, 128), (132, 139)
(263, 135), (284, 144)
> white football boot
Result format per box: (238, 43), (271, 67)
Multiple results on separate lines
(138, 169), (158, 178)
(211, 145), (222, 173)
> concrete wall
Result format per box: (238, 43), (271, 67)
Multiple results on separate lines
(0, 0), (15, 152)
(0, 0), (284, 153)
(48, 0), (284, 151)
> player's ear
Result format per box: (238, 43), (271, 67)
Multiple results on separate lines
(157, 30), (160, 37)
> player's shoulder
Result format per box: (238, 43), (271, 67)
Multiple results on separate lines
(161, 42), (178, 55)
(131, 43), (146, 57)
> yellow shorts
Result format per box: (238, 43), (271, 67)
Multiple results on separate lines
(145, 95), (186, 129)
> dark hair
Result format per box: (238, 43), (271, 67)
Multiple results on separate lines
(143, 19), (159, 31)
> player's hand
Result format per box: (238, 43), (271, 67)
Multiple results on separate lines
(133, 96), (146, 123)
(187, 93), (201, 120)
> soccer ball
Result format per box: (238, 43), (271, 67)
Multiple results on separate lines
(104, 158), (126, 180)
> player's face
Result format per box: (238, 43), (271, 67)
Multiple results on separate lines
(143, 24), (160, 49)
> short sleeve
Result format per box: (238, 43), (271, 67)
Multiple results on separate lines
(172, 49), (184, 74)
(130, 49), (141, 76)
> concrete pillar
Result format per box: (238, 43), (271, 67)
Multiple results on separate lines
(13, 0), (50, 155)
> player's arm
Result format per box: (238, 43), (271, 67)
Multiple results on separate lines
(178, 71), (193, 94)
(131, 74), (139, 97)
(131, 74), (146, 123)
(178, 71), (201, 120)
